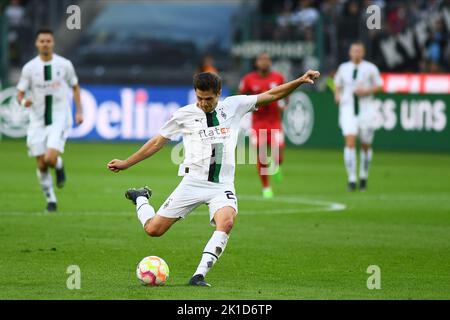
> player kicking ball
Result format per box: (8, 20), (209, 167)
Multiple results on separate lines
(107, 70), (320, 286)
(16, 28), (83, 212)
(334, 42), (382, 191)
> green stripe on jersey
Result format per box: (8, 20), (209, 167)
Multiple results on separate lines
(206, 110), (219, 127)
(44, 65), (52, 81)
(352, 67), (359, 116)
(44, 65), (53, 125)
(211, 110), (219, 126)
(45, 96), (53, 125)
(206, 110), (222, 183)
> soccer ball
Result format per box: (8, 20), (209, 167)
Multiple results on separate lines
(136, 256), (169, 286)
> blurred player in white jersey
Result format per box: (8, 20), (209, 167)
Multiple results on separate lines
(107, 70), (320, 287)
(16, 28), (83, 212)
(334, 42), (383, 191)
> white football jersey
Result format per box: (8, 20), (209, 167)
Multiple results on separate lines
(334, 60), (383, 112)
(159, 95), (258, 184)
(17, 54), (78, 128)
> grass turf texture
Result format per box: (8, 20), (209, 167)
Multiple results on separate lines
(0, 139), (449, 300)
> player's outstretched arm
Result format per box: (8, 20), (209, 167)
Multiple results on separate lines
(107, 134), (169, 173)
(256, 70), (320, 107)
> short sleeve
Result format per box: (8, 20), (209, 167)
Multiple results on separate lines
(17, 65), (30, 92)
(66, 61), (79, 87)
(159, 114), (182, 140)
(334, 65), (343, 88)
(227, 95), (258, 118)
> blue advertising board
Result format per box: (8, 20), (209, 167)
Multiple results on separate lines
(69, 85), (229, 141)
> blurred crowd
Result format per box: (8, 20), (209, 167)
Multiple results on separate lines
(1, 0), (450, 81)
(1, 0), (73, 69)
(260, 0), (450, 72)
(1, 0), (28, 66)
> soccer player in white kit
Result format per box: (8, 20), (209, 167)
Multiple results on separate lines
(334, 42), (383, 191)
(16, 28), (83, 212)
(107, 70), (320, 286)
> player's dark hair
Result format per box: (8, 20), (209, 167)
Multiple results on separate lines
(193, 72), (222, 94)
(35, 28), (54, 39)
(351, 41), (365, 49)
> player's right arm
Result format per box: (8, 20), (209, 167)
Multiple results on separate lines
(107, 134), (169, 173)
(333, 66), (343, 105)
(16, 64), (33, 108)
(108, 111), (182, 173)
(17, 90), (33, 107)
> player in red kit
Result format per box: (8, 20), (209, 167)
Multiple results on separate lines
(239, 52), (285, 198)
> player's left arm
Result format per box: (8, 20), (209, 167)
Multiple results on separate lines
(256, 70), (320, 107)
(72, 84), (83, 125)
(66, 60), (83, 124)
(17, 65), (33, 107)
(278, 75), (289, 111)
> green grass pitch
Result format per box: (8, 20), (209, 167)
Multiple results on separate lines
(0, 139), (449, 299)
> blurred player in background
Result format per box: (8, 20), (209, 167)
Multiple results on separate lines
(107, 70), (320, 286)
(197, 54), (218, 74)
(16, 28), (83, 212)
(239, 52), (286, 199)
(334, 42), (383, 191)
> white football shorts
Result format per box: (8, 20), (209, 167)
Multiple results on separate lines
(339, 106), (376, 144)
(27, 122), (70, 157)
(157, 175), (238, 225)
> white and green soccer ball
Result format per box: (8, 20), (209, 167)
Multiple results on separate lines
(136, 256), (170, 286)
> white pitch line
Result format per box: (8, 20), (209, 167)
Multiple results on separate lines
(238, 195), (347, 215)
(0, 196), (347, 217)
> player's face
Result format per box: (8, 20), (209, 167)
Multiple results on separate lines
(195, 89), (221, 113)
(349, 44), (365, 64)
(35, 33), (54, 56)
(256, 54), (272, 73)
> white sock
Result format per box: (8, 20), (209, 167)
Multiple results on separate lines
(136, 196), (155, 227)
(56, 156), (63, 170)
(344, 147), (357, 183)
(36, 169), (57, 203)
(194, 231), (229, 277)
(360, 149), (373, 180)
